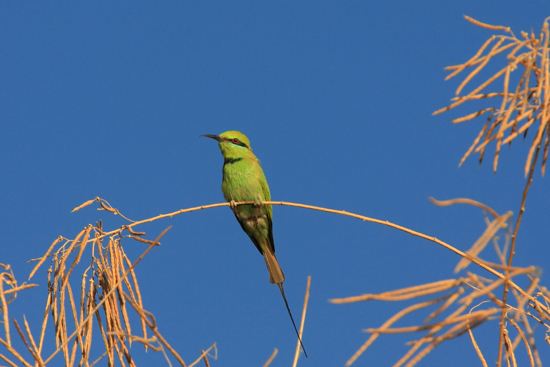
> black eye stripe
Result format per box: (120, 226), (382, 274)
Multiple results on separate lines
(224, 137), (248, 148)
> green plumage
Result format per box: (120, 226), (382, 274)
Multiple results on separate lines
(217, 131), (283, 284)
(202, 130), (306, 357)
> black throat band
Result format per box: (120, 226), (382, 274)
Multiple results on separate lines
(224, 157), (243, 165)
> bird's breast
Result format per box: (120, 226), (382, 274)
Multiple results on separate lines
(221, 161), (265, 202)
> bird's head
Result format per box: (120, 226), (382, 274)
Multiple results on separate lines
(201, 131), (252, 158)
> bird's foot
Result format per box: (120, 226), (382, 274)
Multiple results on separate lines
(229, 200), (238, 209)
(253, 200), (262, 207)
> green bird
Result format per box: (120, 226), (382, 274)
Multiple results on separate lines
(201, 131), (307, 356)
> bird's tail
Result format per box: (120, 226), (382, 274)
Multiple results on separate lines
(263, 247), (285, 284)
(278, 283), (308, 358)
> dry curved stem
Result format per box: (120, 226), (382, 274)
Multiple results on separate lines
(262, 348), (278, 367)
(38, 197), (532, 303)
(32, 197), (542, 311)
(463, 15), (512, 33)
(429, 197), (500, 218)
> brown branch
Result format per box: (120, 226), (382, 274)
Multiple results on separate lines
(497, 129), (543, 367)
(64, 198), (537, 306)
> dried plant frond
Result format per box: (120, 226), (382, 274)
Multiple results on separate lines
(334, 199), (548, 367)
(1, 200), (221, 366)
(434, 16), (550, 176)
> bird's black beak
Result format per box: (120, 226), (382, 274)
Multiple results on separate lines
(200, 134), (222, 142)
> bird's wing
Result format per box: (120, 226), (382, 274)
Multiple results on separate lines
(258, 167), (276, 253)
(267, 211), (275, 253)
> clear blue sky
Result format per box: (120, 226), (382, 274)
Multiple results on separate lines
(1, 2), (548, 366)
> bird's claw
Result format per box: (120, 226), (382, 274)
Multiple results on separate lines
(229, 200), (237, 209)
(253, 200), (262, 207)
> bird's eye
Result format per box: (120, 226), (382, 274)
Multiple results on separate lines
(232, 138), (239, 143)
